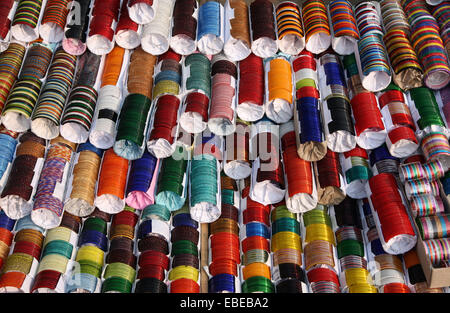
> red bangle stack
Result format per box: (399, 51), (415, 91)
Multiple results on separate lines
(237, 53), (265, 122)
(281, 131), (313, 198)
(368, 173), (416, 254)
(377, 89), (418, 158)
(148, 95), (181, 145)
(350, 92), (385, 137)
(307, 266), (340, 293)
(170, 278), (200, 293)
(88, 0), (121, 55)
(243, 198), (270, 226)
(0, 1), (14, 40)
(115, 0), (140, 49)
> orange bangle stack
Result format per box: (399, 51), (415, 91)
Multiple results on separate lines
(266, 57), (294, 123)
(101, 45), (126, 87)
(94, 148), (129, 214)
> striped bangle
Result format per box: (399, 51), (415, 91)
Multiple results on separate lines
(11, 0), (43, 42)
(329, 0), (359, 55)
(276, 1), (305, 55)
(60, 85), (98, 144)
(0, 43), (26, 113)
(40, 0), (71, 43)
(31, 47), (77, 140)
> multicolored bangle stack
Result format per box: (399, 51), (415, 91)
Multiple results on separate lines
(328, 0), (359, 55)
(0, 215), (45, 292)
(401, 0), (450, 90)
(31, 212), (81, 293)
(169, 205), (200, 293)
(333, 198), (377, 293)
(102, 207), (138, 293)
(241, 194), (272, 293)
(135, 203), (171, 293)
(66, 210), (110, 293)
(381, 0), (423, 90)
(271, 201), (304, 293)
(303, 206), (340, 293)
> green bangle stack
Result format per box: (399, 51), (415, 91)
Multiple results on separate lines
(337, 239), (365, 259)
(101, 276), (133, 293)
(156, 145), (188, 212)
(42, 239), (73, 259)
(185, 53), (211, 98)
(114, 93), (152, 161)
(142, 204), (171, 222)
(409, 87), (446, 130)
(242, 276), (275, 293)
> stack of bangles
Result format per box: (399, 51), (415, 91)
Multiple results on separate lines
(134, 203), (171, 293)
(241, 197), (272, 293)
(367, 173), (416, 255)
(0, 210), (16, 271)
(0, 131), (46, 220)
(271, 201), (305, 293)
(376, 84), (418, 158)
(31, 136), (76, 230)
(380, 0), (423, 90)
(154, 145), (187, 212)
(302, 0), (331, 54)
(0, 0), (16, 49)
(354, 1), (392, 93)
(251, 120), (286, 206)
(207, 54), (238, 136)
(407, 87), (448, 138)
(249, 0), (278, 59)
(94, 148), (130, 214)
(328, 0), (359, 55)
(86, 0), (120, 56)
(369, 144), (401, 180)
(66, 210), (110, 293)
(340, 146), (372, 199)
(401, 0), (450, 90)
(140, 0), (174, 56)
(343, 53), (387, 150)
(102, 207), (138, 293)
(294, 51), (327, 162)
(275, 1), (305, 56)
(89, 45), (126, 150)
(180, 52), (211, 134)
(362, 205), (410, 292)
(209, 177), (240, 293)
(169, 205), (200, 293)
(148, 53), (183, 158)
(264, 55), (294, 124)
(2, 42), (53, 133)
(373, 248), (410, 291)
(31, 212), (81, 293)
(189, 134), (221, 223)
(124, 150), (159, 211)
(10, 0), (43, 43)
(59, 50), (101, 144)
(0, 215), (45, 292)
(114, 47), (156, 161)
(318, 52), (356, 153)
(0, 43), (25, 113)
(334, 199), (377, 293)
(236, 53), (264, 122)
(64, 142), (104, 218)
(303, 206), (340, 293)
(0, 126), (18, 186)
(280, 121), (318, 213)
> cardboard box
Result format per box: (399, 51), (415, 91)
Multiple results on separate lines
(407, 181), (450, 288)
